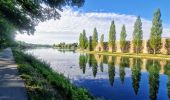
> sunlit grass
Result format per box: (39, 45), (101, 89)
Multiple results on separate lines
(78, 50), (170, 60)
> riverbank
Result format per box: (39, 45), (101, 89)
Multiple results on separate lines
(78, 50), (170, 60)
(12, 48), (93, 100)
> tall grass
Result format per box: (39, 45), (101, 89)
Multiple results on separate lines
(12, 49), (93, 100)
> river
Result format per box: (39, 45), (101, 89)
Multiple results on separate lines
(26, 48), (170, 100)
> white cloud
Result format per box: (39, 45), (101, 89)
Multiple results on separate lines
(16, 8), (170, 44)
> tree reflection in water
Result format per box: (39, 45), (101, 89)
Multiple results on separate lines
(164, 61), (170, 99)
(88, 54), (93, 67)
(92, 55), (98, 77)
(78, 54), (169, 99)
(119, 57), (129, 84)
(132, 58), (141, 95)
(79, 54), (86, 74)
(108, 56), (115, 86)
(147, 60), (160, 100)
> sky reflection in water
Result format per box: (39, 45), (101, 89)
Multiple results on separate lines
(26, 48), (170, 100)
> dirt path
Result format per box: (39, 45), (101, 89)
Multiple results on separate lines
(0, 48), (27, 100)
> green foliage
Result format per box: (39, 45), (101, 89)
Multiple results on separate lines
(54, 42), (78, 50)
(88, 36), (93, 51)
(100, 34), (104, 46)
(0, 0), (84, 47)
(92, 28), (98, 50)
(149, 9), (162, 54)
(133, 16), (143, 54)
(0, 16), (15, 48)
(12, 49), (92, 100)
(108, 20), (116, 49)
(79, 30), (88, 49)
(120, 25), (127, 52)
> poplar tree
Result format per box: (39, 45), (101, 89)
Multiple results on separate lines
(149, 9), (162, 54)
(92, 28), (98, 50)
(88, 36), (93, 51)
(79, 30), (88, 49)
(100, 34), (104, 46)
(133, 16), (143, 54)
(108, 20), (116, 50)
(79, 33), (83, 49)
(82, 29), (88, 49)
(120, 25), (127, 52)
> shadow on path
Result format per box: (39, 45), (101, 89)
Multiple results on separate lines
(0, 48), (27, 100)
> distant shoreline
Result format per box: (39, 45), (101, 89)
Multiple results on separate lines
(78, 50), (170, 61)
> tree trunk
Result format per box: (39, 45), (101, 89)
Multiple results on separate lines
(154, 48), (156, 54)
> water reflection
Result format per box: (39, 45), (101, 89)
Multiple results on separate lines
(147, 60), (160, 100)
(79, 54), (86, 74)
(26, 48), (170, 100)
(108, 56), (115, 86)
(78, 54), (170, 100)
(132, 58), (141, 95)
(164, 62), (170, 99)
(119, 57), (129, 84)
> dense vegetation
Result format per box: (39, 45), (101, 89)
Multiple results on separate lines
(53, 42), (78, 50)
(12, 48), (92, 100)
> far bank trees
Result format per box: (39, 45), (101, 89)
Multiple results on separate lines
(78, 9), (166, 55)
(149, 9), (162, 54)
(133, 16), (143, 54)
(92, 28), (98, 50)
(79, 30), (88, 49)
(120, 25), (127, 53)
(108, 21), (116, 52)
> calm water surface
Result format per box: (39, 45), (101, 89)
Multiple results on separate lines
(26, 48), (170, 100)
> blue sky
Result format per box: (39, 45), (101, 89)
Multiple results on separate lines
(16, 0), (170, 44)
(81, 0), (170, 25)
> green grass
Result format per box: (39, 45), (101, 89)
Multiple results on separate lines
(78, 50), (170, 60)
(12, 49), (93, 100)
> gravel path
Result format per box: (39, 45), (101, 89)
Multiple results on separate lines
(0, 48), (27, 100)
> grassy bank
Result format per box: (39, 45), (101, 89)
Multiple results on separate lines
(12, 49), (93, 100)
(79, 50), (170, 60)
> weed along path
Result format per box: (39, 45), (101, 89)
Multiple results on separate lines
(0, 48), (27, 100)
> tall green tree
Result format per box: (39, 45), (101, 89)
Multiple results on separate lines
(82, 29), (88, 49)
(92, 27), (98, 50)
(149, 9), (162, 54)
(79, 33), (83, 48)
(100, 34), (104, 46)
(120, 25), (127, 52)
(79, 30), (88, 49)
(133, 16), (143, 54)
(88, 36), (93, 51)
(108, 20), (116, 50)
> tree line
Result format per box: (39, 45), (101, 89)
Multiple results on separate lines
(79, 9), (163, 54)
